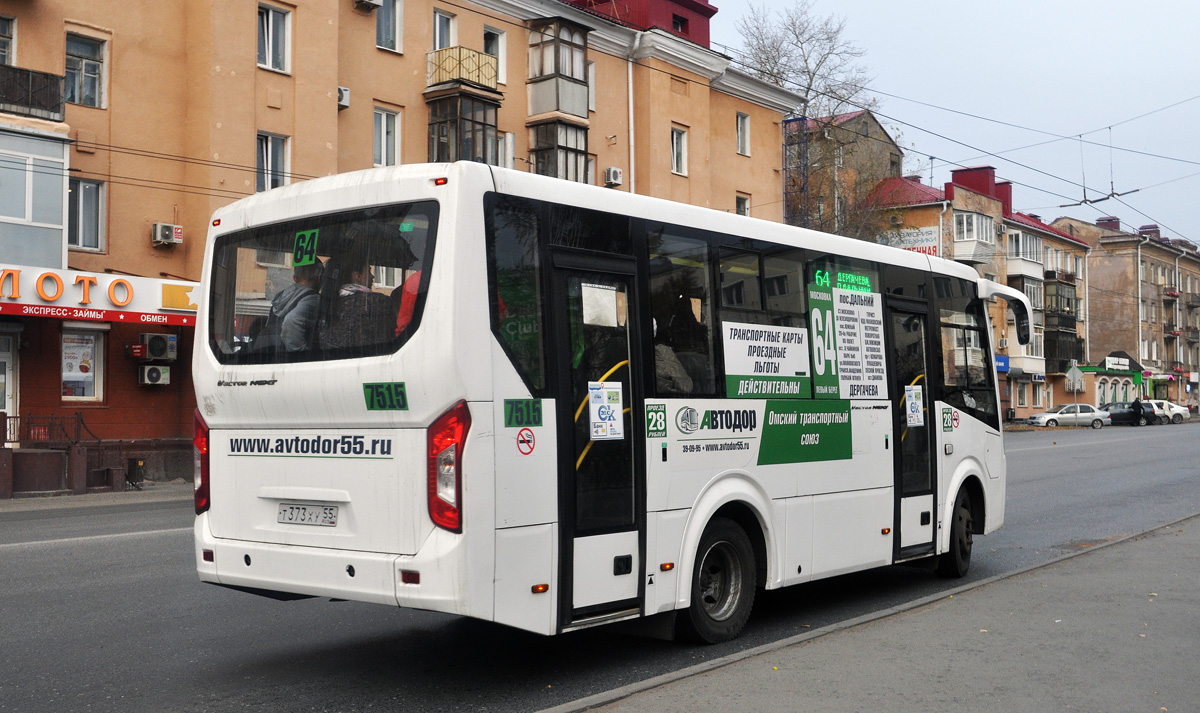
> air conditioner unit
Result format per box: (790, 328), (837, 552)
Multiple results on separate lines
(998, 337), (1009, 349)
(337, 86), (350, 109)
(138, 364), (171, 385)
(152, 223), (182, 246)
(140, 333), (178, 361)
(603, 166), (623, 187)
(354, 0), (382, 9)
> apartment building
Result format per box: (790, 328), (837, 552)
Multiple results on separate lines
(0, 0), (801, 491)
(869, 166), (1091, 420)
(1052, 216), (1200, 408)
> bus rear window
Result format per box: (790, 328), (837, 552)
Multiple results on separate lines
(209, 201), (439, 364)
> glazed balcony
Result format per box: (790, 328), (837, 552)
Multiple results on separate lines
(427, 46), (498, 91)
(0, 64), (65, 122)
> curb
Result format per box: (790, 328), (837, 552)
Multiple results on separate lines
(537, 510), (1200, 713)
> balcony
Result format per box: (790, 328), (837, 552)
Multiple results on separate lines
(1006, 253), (1043, 281)
(1187, 294), (1200, 310)
(1164, 323), (1182, 339)
(427, 46), (498, 91)
(1163, 287), (1181, 302)
(0, 65), (65, 122)
(1044, 311), (1077, 332)
(1187, 328), (1200, 342)
(1043, 268), (1076, 284)
(950, 237), (995, 265)
(1169, 360), (1185, 374)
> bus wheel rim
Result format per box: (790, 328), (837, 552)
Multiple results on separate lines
(698, 541), (742, 622)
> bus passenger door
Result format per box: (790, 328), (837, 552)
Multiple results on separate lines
(550, 254), (645, 630)
(886, 303), (937, 559)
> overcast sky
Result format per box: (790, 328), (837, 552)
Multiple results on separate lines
(707, 1), (1200, 243)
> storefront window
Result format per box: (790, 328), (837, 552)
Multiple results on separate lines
(62, 330), (104, 401)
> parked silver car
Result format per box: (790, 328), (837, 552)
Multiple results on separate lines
(1028, 404), (1110, 429)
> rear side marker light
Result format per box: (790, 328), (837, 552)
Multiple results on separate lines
(434, 177), (448, 186)
(401, 570), (420, 585)
(531, 584), (549, 594)
(202, 550), (214, 563)
(660, 563), (675, 572)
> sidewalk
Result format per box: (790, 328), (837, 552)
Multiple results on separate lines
(0, 477), (195, 513)
(556, 515), (1200, 713)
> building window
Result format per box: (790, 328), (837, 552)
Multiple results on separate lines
(65, 34), (104, 107)
(530, 122), (587, 182)
(672, 15), (688, 33)
(257, 5), (289, 72)
(528, 20), (587, 81)
(483, 27), (505, 84)
(0, 17), (13, 66)
(374, 108), (399, 167)
(1032, 384), (1043, 407)
(62, 330), (104, 402)
(433, 10), (455, 51)
(736, 112), (750, 156)
(1028, 328), (1044, 358)
(68, 179), (103, 250)
(1008, 231), (1043, 261)
(427, 94), (498, 164)
(587, 61), (596, 111)
(256, 133), (287, 191)
(735, 194), (750, 216)
(1016, 382), (1027, 407)
(377, 0), (402, 52)
(954, 212), (994, 244)
(671, 126), (687, 175)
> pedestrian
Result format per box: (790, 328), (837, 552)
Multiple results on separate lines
(1131, 394), (1144, 426)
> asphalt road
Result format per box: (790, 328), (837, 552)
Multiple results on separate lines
(0, 423), (1196, 713)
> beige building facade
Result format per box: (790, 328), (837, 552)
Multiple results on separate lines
(0, 0), (801, 492)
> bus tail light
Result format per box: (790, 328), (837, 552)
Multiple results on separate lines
(427, 401), (471, 533)
(193, 409), (210, 515)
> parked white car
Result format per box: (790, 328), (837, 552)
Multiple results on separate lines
(1147, 399), (1190, 424)
(1028, 404), (1111, 429)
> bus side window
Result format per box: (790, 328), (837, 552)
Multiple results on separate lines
(648, 226), (716, 396)
(486, 194), (546, 393)
(936, 277), (999, 428)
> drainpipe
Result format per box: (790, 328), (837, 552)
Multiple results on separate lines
(937, 201), (950, 258)
(1174, 250), (1182, 401)
(1084, 248), (1091, 364)
(1136, 233), (1150, 396)
(627, 32), (642, 195)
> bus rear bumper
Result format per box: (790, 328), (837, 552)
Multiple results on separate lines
(195, 515), (401, 606)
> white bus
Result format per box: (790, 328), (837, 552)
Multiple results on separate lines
(193, 162), (1030, 643)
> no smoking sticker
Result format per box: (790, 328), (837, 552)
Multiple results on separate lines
(517, 428), (536, 455)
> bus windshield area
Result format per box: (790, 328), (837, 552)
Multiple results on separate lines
(208, 201), (439, 364)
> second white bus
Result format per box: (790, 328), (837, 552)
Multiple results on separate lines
(193, 162), (1031, 642)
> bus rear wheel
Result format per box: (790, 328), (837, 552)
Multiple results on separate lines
(678, 517), (756, 644)
(937, 489), (973, 579)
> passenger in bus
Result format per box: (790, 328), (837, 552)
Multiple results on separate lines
(264, 260), (324, 351)
(317, 243), (395, 350)
(652, 318), (693, 394)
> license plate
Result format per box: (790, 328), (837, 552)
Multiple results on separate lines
(277, 503), (339, 527)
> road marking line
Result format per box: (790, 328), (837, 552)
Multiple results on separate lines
(0, 527), (191, 549)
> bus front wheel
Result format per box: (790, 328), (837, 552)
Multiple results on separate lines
(678, 517), (756, 644)
(937, 489), (973, 579)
